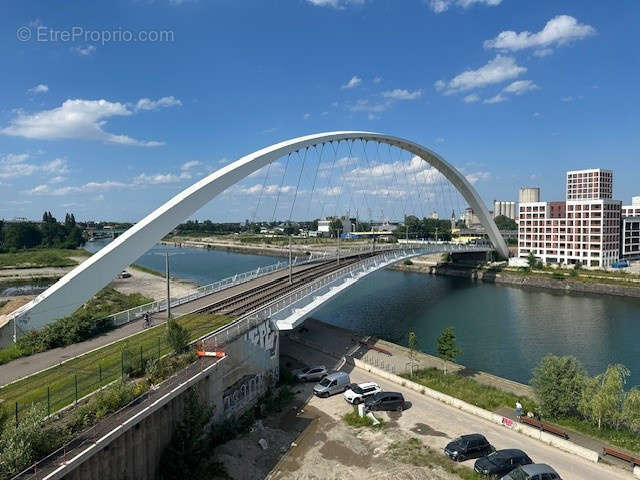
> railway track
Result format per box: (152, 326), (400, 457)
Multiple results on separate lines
(192, 251), (380, 318)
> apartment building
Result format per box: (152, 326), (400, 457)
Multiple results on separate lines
(622, 196), (640, 259)
(518, 169), (621, 268)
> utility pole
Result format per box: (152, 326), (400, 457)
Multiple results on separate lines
(288, 235), (293, 284)
(165, 252), (171, 320)
(435, 227), (438, 242)
(337, 228), (341, 265)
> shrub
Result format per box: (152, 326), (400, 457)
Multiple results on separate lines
(167, 318), (190, 354)
(403, 259), (413, 266)
(343, 407), (382, 428)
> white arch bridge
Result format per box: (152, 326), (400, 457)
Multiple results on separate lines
(3, 131), (506, 342)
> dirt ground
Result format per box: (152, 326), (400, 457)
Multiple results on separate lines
(213, 356), (462, 480)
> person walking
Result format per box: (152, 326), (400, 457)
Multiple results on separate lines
(143, 312), (150, 328)
(515, 400), (523, 419)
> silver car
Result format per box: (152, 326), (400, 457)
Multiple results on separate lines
(501, 463), (562, 480)
(313, 371), (351, 397)
(295, 365), (327, 382)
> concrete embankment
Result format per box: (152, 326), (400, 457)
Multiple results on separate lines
(390, 260), (640, 299)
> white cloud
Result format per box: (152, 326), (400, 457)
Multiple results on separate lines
(382, 89), (423, 100)
(373, 76), (382, 84)
(135, 96), (182, 111)
(463, 93), (480, 103)
(49, 175), (66, 184)
(26, 180), (128, 196)
(0, 153), (69, 179)
(484, 15), (595, 53)
(236, 184), (295, 195)
(533, 48), (553, 58)
(71, 45), (97, 56)
(429, 0), (501, 14)
(181, 160), (202, 171)
(28, 84), (49, 95)
(503, 80), (539, 95)
(348, 99), (392, 113)
(1, 99), (170, 146)
(303, 113), (311, 120)
(435, 55), (526, 94)
(341, 76), (362, 89)
(133, 172), (191, 185)
(435, 137), (445, 144)
(465, 171), (492, 184)
(306, 0), (364, 8)
(483, 93), (507, 104)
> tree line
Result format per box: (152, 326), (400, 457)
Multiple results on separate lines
(0, 212), (85, 252)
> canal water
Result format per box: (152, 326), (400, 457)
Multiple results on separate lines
(85, 240), (640, 387)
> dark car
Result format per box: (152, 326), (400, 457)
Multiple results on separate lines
(444, 434), (494, 462)
(474, 449), (533, 476)
(364, 391), (405, 412)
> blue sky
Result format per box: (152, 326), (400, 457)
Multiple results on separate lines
(1, 0), (639, 222)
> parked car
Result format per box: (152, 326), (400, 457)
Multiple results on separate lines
(363, 391), (405, 412)
(444, 434), (494, 462)
(313, 372), (351, 397)
(474, 449), (532, 476)
(118, 270), (132, 279)
(295, 365), (327, 382)
(500, 463), (562, 480)
(343, 382), (381, 404)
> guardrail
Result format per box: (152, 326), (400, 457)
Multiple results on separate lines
(102, 242), (446, 327)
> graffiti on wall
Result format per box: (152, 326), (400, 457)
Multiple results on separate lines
(245, 319), (278, 358)
(222, 368), (278, 413)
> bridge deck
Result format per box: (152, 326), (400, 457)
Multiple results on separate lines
(0, 256), (350, 387)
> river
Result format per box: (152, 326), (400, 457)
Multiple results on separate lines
(85, 239), (640, 387)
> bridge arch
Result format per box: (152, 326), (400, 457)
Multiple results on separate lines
(7, 131), (507, 334)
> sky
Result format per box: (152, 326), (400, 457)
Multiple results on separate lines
(1, 0), (639, 223)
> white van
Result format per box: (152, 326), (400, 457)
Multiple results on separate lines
(313, 371), (351, 397)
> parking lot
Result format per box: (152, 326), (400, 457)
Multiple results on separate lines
(272, 335), (632, 480)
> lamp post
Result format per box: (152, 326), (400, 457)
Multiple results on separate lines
(288, 235), (293, 284)
(165, 252), (171, 320)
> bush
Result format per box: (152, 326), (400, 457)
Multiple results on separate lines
(343, 407), (382, 428)
(531, 355), (586, 418)
(403, 259), (413, 266)
(167, 318), (190, 354)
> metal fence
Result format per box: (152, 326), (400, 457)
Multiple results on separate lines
(103, 244), (402, 327)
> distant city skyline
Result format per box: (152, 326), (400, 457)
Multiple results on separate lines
(1, 1), (639, 222)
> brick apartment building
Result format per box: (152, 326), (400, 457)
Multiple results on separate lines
(518, 169), (622, 268)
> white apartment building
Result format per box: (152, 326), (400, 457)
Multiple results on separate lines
(518, 169), (621, 268)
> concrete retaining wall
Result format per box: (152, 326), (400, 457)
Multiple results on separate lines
(47, 321), (280, 480)
(349, 357), (601, 464)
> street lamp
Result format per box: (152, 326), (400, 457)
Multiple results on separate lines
(148, 250), (184, 320)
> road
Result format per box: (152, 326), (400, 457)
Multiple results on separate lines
(281, 336), (631, 480)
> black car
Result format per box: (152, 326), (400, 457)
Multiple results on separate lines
(444, 434), (494, 462)
(364, 391), (405, 411)
(474, 449), (533, 476)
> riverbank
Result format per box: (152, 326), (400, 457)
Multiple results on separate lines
(162, 234), (375, 259)
(390, 257), (640, 299)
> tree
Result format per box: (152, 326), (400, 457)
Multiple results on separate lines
(531, 355), (586, 418)
(494, 215), (517, 231)
(407, 331), (418, 377)
(329, 218), (343, 237)
(3, 222), (42, 249)
(166, 318), (190, 354)
(622, 387), (640, 432)
(436, 327), (461, 374)
(527, 252), (539, 269)
(579, 364), (629, 430)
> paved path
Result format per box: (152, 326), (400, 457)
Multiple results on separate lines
(0, 260), (324, 388)
(280, 336), (632, 480)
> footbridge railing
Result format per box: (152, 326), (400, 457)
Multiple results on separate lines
(101, 242), (429, 327)
(201, 242), (487, 347)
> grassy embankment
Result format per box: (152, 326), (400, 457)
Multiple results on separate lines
(0, 287), (153, 365)
(403, 368), (640, 454)
(0, 248), (90, 269)
(0, 313), (232, 416)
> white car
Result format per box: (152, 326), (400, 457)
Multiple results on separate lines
(343, 382), (381, 404)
